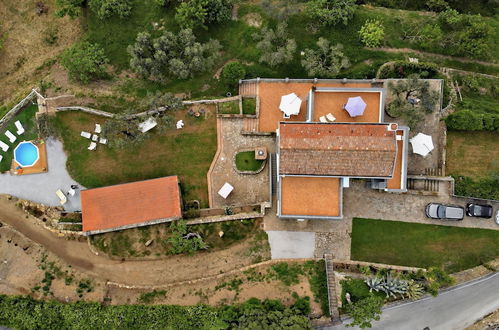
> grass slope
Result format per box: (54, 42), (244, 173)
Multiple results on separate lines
(351, 218), (499, 273)
(54, 111), (216, 207)
(0, 103), (39, 172)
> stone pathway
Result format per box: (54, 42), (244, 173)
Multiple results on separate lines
(209, 118), (275, 208)
(0, 138), (83, 211)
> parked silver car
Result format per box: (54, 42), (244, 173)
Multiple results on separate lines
(425, 203), (464, 220)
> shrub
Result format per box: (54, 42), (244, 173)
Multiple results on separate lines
(128, 29), (221, 81)
(453, 175), (499, 200)
(168, 220), (207, 255)
(306, 260), (330, 316)
(305, 0), (357, 27)
(270, 262), (303, 286)
(60, 42), (109, 83)
(445, 110), (484, 131)
(175, 0), (233, 29)
(344, 295), (384, 329)
(220, 62), (246, 87)
(252, 22), (296, 67)
(301, 38), (350, 77)
(377, 61), (439, 79)
(424, 267), (454, 296)
(89, 0), (132, 19)
(55, 0), (84, 18)
(359, 19), (385, 48)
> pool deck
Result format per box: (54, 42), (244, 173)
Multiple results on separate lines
(11, 141), (48, 175)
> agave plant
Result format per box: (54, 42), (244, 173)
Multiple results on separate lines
(405, 280), (425, 300)
(381, 274), (408, 298)
(365, 276), (384, 293)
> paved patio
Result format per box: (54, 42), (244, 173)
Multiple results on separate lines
(267, 231), (316, 259)
(0, 138), (83, 211)
(209, 117), (275, 208)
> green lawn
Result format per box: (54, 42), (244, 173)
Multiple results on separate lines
(217, 100), (240, 114)
(242, 97), (256, 115)
(235, 151), (263, 171)
(351, 218), (499, 273)
(0, 103), (39, 172)
(53, 110), (216, 207)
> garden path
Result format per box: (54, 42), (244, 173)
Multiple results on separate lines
(0, 138), (83, 211)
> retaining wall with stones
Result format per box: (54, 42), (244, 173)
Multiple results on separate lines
(0, 90), (38, 132)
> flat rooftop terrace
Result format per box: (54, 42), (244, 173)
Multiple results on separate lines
(279, 176), (341, 218)
(257, 81), (377, 132)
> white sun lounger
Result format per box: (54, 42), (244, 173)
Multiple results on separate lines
(95, 124), (102, 134)
(0, 141), (8, 152)
(88, 142), (97, 151)
(15, 121), (25, 135)
(319, 116), (328, 123)
(81, 131), (92, 139)
(99, 138), (107, 145)
(5, 130), (16, 143)
(0, 155), (2, 163)
(56, 189), (67, 205)
(326, 113), (336, 122)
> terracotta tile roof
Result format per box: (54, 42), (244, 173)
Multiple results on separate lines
(81, 176), (181, 234)
(279, 123), (397, 177)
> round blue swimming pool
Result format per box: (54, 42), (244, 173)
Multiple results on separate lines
(14, 141), (39, 167)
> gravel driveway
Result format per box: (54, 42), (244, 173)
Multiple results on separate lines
(0, 138), (83, 211)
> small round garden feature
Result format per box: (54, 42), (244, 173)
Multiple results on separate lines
(234, 150), (266, 174)
(14, 141), (40, 167)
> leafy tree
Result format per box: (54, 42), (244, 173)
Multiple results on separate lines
(128, 29), (221, 81)
(359, 19), (385, 48)
(89, 0), (132, 19)
(220, 61), (246, 87)
(168, 220), (207, 255)
(60, 41), (108, 83)
(253, 22), (296, 67)
(345, 295), (384, 329)
(139, 91), (184, 112)
(175, 0), (232, 29)
(419, 24), (444, 49)
(55, 0), (84, 18)
(154, 0), (174, 6)
(301, 38), (349, 77)
(305, 0), (357, 27)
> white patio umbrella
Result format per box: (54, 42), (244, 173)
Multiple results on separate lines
(410, 133), (434, 157)
(279, 93), (302, 117)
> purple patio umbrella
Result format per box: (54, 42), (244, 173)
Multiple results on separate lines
(344, 96), (367, 117)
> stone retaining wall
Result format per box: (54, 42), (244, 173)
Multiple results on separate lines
(0, 90), (38, 132)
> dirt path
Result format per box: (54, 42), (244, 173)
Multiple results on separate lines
(375, 47), (499, 67)
(0, 195), (266, 286)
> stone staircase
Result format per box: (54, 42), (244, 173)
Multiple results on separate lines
(424, 167), (444, 177)
(239, 80), (258, 97)
(242, 117), (259, 133)
(324, 254), (341, 323)
(407, 178), (440, 193)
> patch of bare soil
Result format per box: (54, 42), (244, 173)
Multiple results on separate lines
(242, 13), (263, 28)
(0, 0), (81, 105)
(0, 224), (106, 302)
(466, 308), (499, 330)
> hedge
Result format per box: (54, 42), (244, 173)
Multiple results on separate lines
(445, 110), (499, 131)
(377, 61), (440, 79)
(0, 295), (312, 329)
(453, 175), (499, 200)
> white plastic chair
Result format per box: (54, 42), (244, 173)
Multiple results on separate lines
(5, 131), (16, 143)
(319, 116), (328, 123)
(95, 124), (102, 134)
(0, 141), (8, 152)
(15, 121), (25, 135)
(326, 113), (336, 122)
(88, 142), (97, 151)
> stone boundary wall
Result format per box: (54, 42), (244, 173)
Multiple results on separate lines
(106, 258), (320, 290)
(332, 259), (425, 273)
(185, 209), (264, 225)
(0, 90), (38, 132)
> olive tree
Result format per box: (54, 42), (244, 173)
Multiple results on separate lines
(305, 0), (356, 27)
(128, 29), (221, 81)
(301, 38), (349, 77)
(253, 22), (296, 67)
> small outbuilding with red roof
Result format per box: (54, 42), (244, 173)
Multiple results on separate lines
(81, 176), (182, 236)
